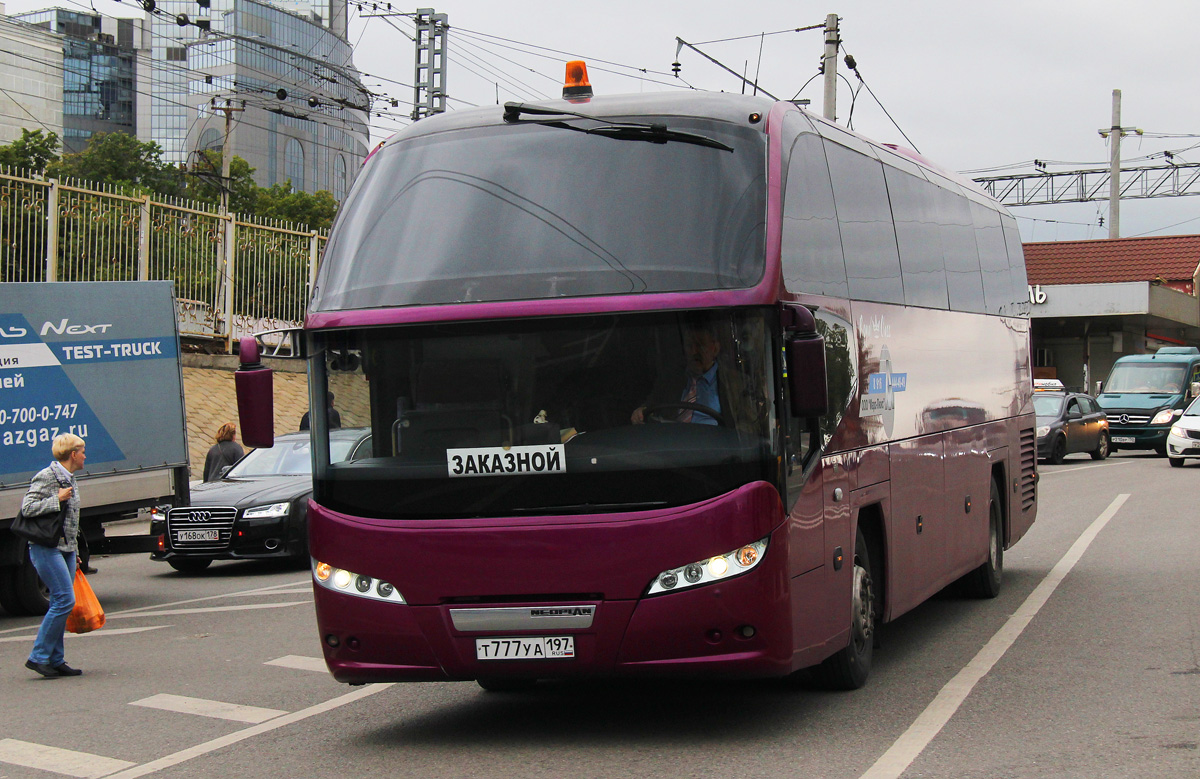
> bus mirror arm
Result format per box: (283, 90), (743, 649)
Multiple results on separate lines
(234, 336), (276, 449)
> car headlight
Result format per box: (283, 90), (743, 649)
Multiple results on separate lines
(1151, 409), (1182, 426)
(313, 559), (405, 603)
(1036, 425), (1050, 438)
(1171, 426), (1187, 438)
(242, 502), (290, 519)
(646, 537), (769, 596)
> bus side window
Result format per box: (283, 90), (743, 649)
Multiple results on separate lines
(1000, 214), (1031, 317)
(885, 166), (949, 310)
(823, 140), (904, 305)
(971, 202), (1016, 316)
(932, 183), (986, 314)
(781, 129), (848, 298)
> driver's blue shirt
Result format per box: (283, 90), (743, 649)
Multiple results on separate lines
(683, 363), (720, 425)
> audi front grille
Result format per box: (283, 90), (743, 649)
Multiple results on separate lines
(166, 506), (238, 550)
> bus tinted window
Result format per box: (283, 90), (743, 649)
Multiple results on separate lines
(823, 141), (904, 304)
(313, 310), (779, 519)
(934, 185), (986, 313)
(971, 202), (1014, 315)
(312, 120), (767, 311)
(782, 131), (849, 298)
(1000, 214), (1031, 316)
(885, 166), (949, 309)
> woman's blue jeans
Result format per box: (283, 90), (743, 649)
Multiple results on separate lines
(27, 545), (76, 666)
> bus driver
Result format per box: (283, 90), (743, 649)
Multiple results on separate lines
(631, 323), (723, 425)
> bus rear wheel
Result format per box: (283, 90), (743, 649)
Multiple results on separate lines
(960, 481), (1004, 599)
(806, 526), (877, 690)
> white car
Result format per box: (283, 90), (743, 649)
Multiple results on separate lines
(1166, 396), (1200, 467)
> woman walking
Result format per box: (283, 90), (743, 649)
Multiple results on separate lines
(203, 422), (244, 482)
(23, 433), (86, 678)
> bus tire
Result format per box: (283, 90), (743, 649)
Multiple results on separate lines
(960, 481), (1004, 599)
(168, 557), (212, 573)
(807, 526), (877, 690)
(477, 678), (537, 692)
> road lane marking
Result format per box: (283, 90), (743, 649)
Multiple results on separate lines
(0, 580), (309, 636)
(104, 684), (394, 778)
(860, 493), (1130, 779)
(130, 694), (287, 724)
(265, 654), (328, 673)
(228, 586), (312, 597)
(1038, 460), (1134, 475)
(0, 625), (169, 643)
(0, 738), (135, 778)
(106, 602), (310, 619)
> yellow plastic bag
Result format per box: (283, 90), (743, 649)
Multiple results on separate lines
(66, 569), (105, 634)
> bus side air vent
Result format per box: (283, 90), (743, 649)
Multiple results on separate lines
(1019, 428), (1037, 511)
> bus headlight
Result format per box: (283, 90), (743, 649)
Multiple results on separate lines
(646, 537), (769, 596)
(1152, 409), (1182, 426)
(312, 558), (405, 604)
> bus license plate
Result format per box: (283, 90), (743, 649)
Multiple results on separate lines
(476, 636), (574, 660)
(178, 530), (219, 542)
(1112, 436), (1135, 444)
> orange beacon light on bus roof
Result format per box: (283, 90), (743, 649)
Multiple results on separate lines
(563, 60), (593, 100)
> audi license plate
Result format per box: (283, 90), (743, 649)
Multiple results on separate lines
(177, 529), (219, 542)
(1112, 436), (1136, 444)
(476, 636), (574, 660)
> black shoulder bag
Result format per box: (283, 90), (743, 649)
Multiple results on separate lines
(12, 474), (70, 548)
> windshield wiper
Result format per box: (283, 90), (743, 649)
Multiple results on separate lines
(502, 102), (734, 152)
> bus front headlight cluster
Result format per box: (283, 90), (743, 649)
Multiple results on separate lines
(1152, 409), (1182, 426)
(313, 559), (405, 604)
(646, 537), (769, 596)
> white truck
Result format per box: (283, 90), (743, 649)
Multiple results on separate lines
(0, 281), (190, 615)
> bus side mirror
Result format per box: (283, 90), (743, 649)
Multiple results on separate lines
(234, 336), (275, 448)
(783, 306), (828, 418)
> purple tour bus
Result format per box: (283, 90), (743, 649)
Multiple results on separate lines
(236, 67), (1037, 691)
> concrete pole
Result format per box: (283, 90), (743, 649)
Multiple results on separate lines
(1108, 89), (1121, 239)
(822, 13), (839, 121)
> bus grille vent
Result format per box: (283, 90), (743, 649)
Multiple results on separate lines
(1019, 428), (1037, 511)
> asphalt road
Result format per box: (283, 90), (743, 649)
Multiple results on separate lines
(1, 451), (1196, 779)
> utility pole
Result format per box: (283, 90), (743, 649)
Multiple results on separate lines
(212, 98), (243, 215)
(1098, 88), (1142, 239)
(822, 13), (839, 121)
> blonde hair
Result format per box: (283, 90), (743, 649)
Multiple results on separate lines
(215, 422), (236, 443)
(52, 433), (85, 461)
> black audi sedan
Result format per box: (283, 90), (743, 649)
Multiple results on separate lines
(1034, 391), (1109, 464)
(151, 428), (371, 572)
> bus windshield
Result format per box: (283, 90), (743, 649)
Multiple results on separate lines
(311, 309), (778, 519)
(1103, 363), (1188, 394)
(311, 118), (767, 311)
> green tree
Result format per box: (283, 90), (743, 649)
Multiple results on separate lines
(47, 132), (183, 197)
(184, 150), (259, 213)
(0, 129), (61, 172)
(255, 181), (339, 230)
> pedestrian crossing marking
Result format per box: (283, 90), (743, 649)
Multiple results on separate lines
(0, 738), (135, 778)
(0, 625), (169, 644)
(130, 693), (287, 724)
(264, 654), (328, 673)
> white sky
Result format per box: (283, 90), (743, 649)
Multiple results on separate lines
(5, 0), (1200, 241)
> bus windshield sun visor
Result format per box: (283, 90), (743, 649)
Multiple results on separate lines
(502, 102), (734, 152)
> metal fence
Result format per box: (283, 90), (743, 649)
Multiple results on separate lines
(0, 166), (326, 351)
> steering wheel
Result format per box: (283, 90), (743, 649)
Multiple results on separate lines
(644, 402), (728, 427)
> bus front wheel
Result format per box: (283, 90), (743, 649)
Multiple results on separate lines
(806, 526), (877, 690)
